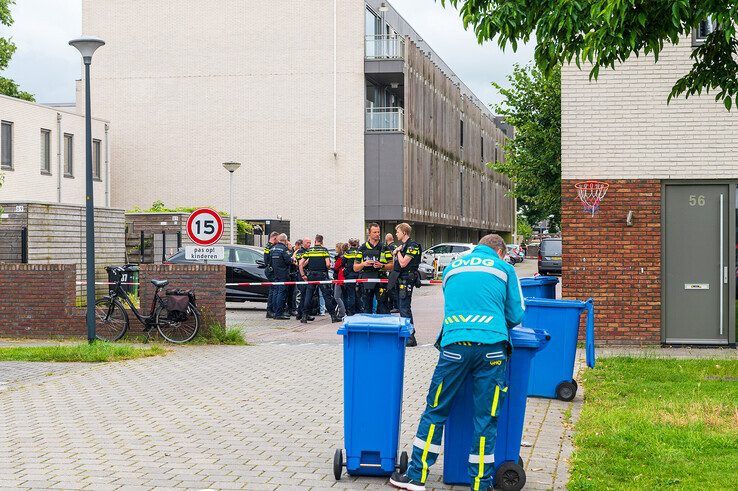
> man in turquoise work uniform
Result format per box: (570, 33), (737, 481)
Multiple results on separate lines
(390, 234), (525, 491)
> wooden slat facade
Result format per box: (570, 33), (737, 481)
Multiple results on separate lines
(403, 40), (513, 233)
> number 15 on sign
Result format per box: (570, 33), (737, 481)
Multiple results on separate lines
(186, 208), (224, 246)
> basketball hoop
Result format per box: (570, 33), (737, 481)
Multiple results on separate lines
(575, 181), (609, 216)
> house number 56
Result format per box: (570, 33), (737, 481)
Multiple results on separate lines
(689, 195), (706, 206)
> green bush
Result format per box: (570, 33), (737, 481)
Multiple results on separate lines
(192, 323), (247, 345)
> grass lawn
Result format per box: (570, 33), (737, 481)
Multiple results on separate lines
(569, 357), (738, 490)
(0, 342), (166, 362)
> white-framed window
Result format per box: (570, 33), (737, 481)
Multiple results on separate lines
(1, 120), (13, 170)
(93, 139), (101, 180)
(64, 133), (74, 177)
(693, 18), (716, 45)
(40, 129), (51, 174)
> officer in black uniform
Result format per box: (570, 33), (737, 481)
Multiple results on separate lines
(298, 234), (340, 323)
(392, 222), (422, 346)
(293, 238), (312, 322)
(269, 233), (293, 320)
(384, 233), (399, 312)
(342, 238), (361, 316)
(288, 239), (302, 316)
(263, 231), (279, 318)
(354, 223), (393, 314)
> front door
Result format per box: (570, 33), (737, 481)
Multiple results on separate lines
(664, 184), (731, 344)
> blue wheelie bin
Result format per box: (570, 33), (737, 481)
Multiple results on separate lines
(443, 326), (550, 490)
(519, 276), (559, 300)
(523, 298), (595, 401)
(334, 314), (412, 480)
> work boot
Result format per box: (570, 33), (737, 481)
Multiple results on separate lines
(300, 315), (315, 323)
(331, 315), (342, 323)
(275, 314), (290, 320)
(389, 472), (425, 491)
(266, 311), (274, 319)
(406, 332), (418, 347)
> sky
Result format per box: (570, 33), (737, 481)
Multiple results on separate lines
(0, 0), (534, 109)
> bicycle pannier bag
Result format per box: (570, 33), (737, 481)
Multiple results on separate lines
(165, 289), (191, 321)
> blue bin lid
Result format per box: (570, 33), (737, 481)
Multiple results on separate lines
(520, 276), (559, 287)
(510, 326), (549, 349)
(337, 314), (413, 338)
(524, 297), (586, 309)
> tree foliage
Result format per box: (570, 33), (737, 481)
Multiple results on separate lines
(0, 0), (34, 101)
(491, 64), (561, 228)
(441, 0), (738, 109)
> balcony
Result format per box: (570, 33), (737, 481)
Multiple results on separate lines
(365, 35), (405, 59)
(366, 107), (404, 132)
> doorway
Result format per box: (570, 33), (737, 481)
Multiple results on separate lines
(663, 183), (735, 344)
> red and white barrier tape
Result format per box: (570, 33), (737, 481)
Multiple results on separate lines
(76, 279), (443, 287)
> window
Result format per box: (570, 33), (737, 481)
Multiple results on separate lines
(431, 245), (452, 254)
(93, 139), (101, 180)
(460, 119), (464, 149)
(459, 170), (464, 217)
(1, 121), (12, 170)
(233, 247), (260, 264)
(481, 136), (484, 162)
(64, 133), (73, 177)
(40, 129), (51, 174)
(451, 245), (470, 253)
(693, 18), (716, 45)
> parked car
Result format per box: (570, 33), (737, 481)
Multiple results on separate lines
(417, 262), (435, 280)
(421, 243), (474, 269)
(506, 244), (524, 264)
(166, 245), (269, 302)
(538, 238), (562, 275)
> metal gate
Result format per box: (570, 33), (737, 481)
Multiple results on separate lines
(0, 227), (27, 263)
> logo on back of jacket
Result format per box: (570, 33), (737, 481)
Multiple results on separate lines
(449, 257), (497, 268)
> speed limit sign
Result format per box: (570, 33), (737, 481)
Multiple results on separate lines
(186, 208), (224, 246)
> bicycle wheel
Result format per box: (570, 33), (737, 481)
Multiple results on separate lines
(94, 297), (129, 341)
(155, 302), (200, 343)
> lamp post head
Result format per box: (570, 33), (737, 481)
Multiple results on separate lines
(69, 36), (105, 63)
(379, 2), (389, 12)
(222, 161), (241, 173)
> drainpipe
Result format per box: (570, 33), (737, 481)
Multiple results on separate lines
(104, 123), (110, 207)
(56, 113), (62, 203)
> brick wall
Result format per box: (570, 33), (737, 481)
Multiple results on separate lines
(139, 264), (226, 330)
(561, 179), (661, 344)
(0, 263), (225, 338)
(0, 264), (84, 337)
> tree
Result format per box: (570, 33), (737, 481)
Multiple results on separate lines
(491, 64), (561, 228)
(0, 0), (34, 102)
(442, 0), (738, 109)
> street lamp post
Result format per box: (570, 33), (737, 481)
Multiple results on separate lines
(69, 36), (105, 344)
(222, 161), (241, 244)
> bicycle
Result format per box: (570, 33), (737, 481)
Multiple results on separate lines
(95, 266), (200, 343)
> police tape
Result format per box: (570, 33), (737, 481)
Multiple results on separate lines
(224, 278), (443, 287)
(75, 279), (443, 287)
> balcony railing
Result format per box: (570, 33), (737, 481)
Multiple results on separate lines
(366, 107), (404, 132)
(365, 35), (405, 59)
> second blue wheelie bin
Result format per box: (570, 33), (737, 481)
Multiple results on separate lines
(443, 326), (549, 490)
(523, 298), (595, 401)
(519, 276), (558, 300)
(334, 314), (412, 480)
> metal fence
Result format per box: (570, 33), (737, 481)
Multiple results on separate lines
(366, 106), (404, 132)
(0, 227), (27, 263)
(365, 35), (405, 59)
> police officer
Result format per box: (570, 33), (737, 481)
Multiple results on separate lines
(263, 231), (279, 318)
(269, 233), (293, 320)
(391, 222), (422, 347)
(354, 223), (393, 314)
(342, 238), (361, 316)
(293, 238), (313, 322)
(384, 232), (399, 312)
(298, 234), (340, 323)
(289, 239), (303, 316)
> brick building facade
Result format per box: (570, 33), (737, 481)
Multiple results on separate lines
(562, 39), (737, 346)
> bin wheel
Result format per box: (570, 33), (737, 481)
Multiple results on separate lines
(494, 462), (526, 491)
(572, 379), (579, 392)
(333, 449), (343, 480)
(518, 456), (524, 467)
(556, 381), (577, 402)
(398, 451), (409, 473)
